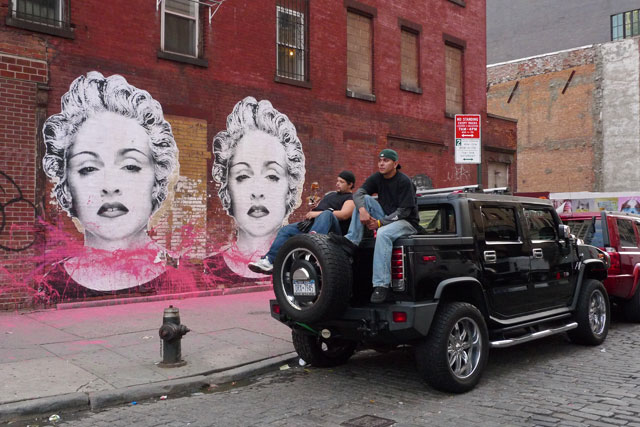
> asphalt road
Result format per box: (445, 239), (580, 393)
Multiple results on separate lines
(18, 319), (640, 427)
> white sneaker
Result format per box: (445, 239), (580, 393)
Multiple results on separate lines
(248, 257), (274, 274)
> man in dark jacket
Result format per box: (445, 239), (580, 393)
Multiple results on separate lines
(248, 170), (356, 274)
(331, 149), (418, 303)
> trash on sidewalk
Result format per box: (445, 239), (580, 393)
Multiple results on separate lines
(142, 335), (152, 340)
(298, 358), (307, 366)
(48, 414), (61, 422)
(131, 401), (137, 405)
(160, 395), (168, 400)
(601, 348), (607, 353)
(279, 364), (290, 370)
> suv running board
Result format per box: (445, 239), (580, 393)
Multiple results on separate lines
(490, 322), (578, 349)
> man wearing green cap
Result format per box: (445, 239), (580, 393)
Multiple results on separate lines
(331, 148), (419, 303)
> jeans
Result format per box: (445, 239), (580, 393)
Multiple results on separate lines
(265, 210), (341, 263)
(344, 195), (416, 288)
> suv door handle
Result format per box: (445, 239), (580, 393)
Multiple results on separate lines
(484, 250), (497, 264)
(532, 248), (543, 259)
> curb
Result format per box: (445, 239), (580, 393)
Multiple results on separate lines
(0, 352), (299, 423)
(0, 392), (89, 423)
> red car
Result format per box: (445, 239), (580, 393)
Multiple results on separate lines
(561, 211), (640, 321)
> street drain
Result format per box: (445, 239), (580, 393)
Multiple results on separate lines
(341, 414), (396, 427)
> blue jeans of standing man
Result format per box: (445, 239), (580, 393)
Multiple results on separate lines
(265, 210), (342, 263)
(344, 195), (416, 288)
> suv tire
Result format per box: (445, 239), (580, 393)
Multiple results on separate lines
(568, 279), (610, 345)
(622, 286), (640, 322)
(292, 329), (357, 367)
(415, 302), (489, 393)
(273, 234), (352, 323)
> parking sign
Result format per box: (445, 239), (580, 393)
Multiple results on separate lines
(455, 114), (481, 164)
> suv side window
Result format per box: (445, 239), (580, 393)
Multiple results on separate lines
(524, 207), (557, 241)
(481, 206), (519, 242)
(617, 219), (638, 247)
(419, 204), (456, 234)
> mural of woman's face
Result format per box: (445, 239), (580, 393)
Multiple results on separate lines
(228, 130), (288, 237)
(66, 112), (156, 248)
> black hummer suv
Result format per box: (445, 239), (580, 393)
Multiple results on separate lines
(269, 186), (611, 393)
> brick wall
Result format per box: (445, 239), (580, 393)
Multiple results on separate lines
(0, 0), (514, 308)
(487, 46), (597, 192)
(0, 51), (48, 310)
(152, 115), (210, 260)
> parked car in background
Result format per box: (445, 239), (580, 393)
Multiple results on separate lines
(561, 211), (640, 321)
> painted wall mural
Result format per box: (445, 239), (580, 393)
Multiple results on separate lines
(204, 96), (305, 283)
(0, 72), (309, 305)
(36, 71), (197, 302)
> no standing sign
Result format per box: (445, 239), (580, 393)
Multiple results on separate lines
(455, 114), (481, 164)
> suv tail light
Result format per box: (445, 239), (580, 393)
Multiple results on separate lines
(391, 247), (405, 291)
(605, 247), (621, 275)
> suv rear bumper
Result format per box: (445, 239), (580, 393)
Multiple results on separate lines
(270, 299), (439, 343)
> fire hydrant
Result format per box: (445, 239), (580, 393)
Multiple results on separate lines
(158, 305), (190, 368)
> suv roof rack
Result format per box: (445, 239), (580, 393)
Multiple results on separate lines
(416, 185), (512, 196)
(483, 187), (511, 195)
(416, 185), (483, 195)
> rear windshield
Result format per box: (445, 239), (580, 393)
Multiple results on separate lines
(566, 218), (604, 247)
(419, 204), (456, 234)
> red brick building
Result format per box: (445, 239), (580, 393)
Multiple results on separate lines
(0, 0), (516, 309)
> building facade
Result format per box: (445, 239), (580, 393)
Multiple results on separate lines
(0, 0), (516, 309)
(487, 38), (640, 193)
(487, 0), (640, 64)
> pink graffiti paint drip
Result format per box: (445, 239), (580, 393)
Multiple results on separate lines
(0, 218), (212, 306)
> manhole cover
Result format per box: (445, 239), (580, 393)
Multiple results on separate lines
(341, 415), (396, 427)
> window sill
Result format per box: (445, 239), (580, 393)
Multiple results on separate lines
(157, 50), (208, 68)
(447, 0), (466, 7)
(346, 89), (376, 102)
(400, 84), (422, 94)
(6, 17), (74, 39)
(274, 75), (312, 89)
(445, 112), (459, 119)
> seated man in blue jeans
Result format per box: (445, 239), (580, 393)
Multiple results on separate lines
(248, 170), (356, 274)
(331, 149), (419, 303)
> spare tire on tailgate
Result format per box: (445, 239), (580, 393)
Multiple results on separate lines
(273, 233), (352, 323)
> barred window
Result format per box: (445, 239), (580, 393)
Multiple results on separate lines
(612, 9), (640, 41)
(7, 0), (72, 37)
(276, 0), (308, 82)
(162, 0), (199, 58)
(12, 0), (63, 26)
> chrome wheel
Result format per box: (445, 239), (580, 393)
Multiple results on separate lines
(280, 247), (322, 311)
(589, 289), (607, 336)
(447, 317), (482, 379)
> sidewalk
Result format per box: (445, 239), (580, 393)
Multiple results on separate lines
(0, 290), (296, 422)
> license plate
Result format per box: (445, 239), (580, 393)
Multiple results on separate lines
(293, 280), (316, 296)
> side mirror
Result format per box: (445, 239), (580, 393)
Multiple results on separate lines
(558, 224), (571, 240)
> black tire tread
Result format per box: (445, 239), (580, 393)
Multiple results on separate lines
(622, 285), (640, 322)
(415, 302), (488, 393)
(567, 279), (610, 345)
(273, 234), (352, 323)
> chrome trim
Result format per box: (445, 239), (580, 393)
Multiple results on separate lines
(490, 322), (577, 348)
